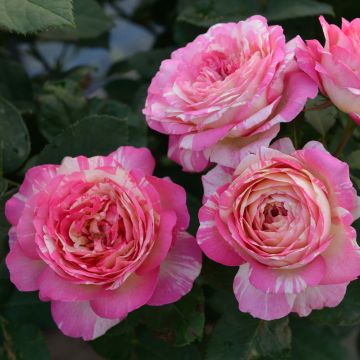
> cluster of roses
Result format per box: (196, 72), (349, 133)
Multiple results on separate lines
(5, 15), (360, 340)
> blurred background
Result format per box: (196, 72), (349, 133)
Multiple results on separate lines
(1, 0), (360, 359)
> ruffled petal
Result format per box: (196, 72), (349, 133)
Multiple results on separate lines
(292, 283), (348, 317)
(51, 300), (121, 341)
(147, 231), (202, 306)
(38, 268), (100, 302)
(90, 269), (159, 319)
(6, 241), (45, 291)
(233, 263), (296, 320)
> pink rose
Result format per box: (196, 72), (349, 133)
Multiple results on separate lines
(197, 138), (360, 320)
(5, 146), (201, 340)
(143, 15), (317, 172)
(296, 16), (360, 124)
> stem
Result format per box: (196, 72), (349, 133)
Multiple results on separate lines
(29, 43), (52, 74)
(335, 117), (356, 157)
(304, 99), (332, 112)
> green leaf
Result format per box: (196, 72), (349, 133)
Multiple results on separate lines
(291, 318), (348, 360)
(37, 115), (128, 165)
(0, 291), (54, 329)
(0, 178), (7, 197)
(92, 324), (200, 360)
(129, 48), (174, 80)
(0, 320), (50, 360)
(37, 80), (87, 141)
(106, 79), (142, 106)
(134, 285), (205, 346)
(304, 96), (338, 136)
(177, 0), (334, 27)
(254, 319), (291, 359)
(309, 281), (360, 326)
(266, 0), (335, 21)
(0, 59), (33, 111)
(347, 150), (360, 170)
(0, 97), (31, 174)
(0, 0), (74, 34)
(206, 312), (291, 360)
(88, 99), (147, 147)
(177, 0), (258, 27)
(42, 0), (112, 40)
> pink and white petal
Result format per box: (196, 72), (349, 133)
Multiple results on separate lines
(233, 263), (296, 320)
(248, 256), (326, 295)
(38, 268), (100, 302)
(51, 301), (121, 341)
(298, 147), (357, 216)
(209, 125), (279, 169)
(5, 195), (26, 227)
(108, 146), (155, 175)
(6, 241), (46, 291)
(271, 137), (296, 155)
(292, 283), (348, 317)
(136, 211), (177, 275)
(5, 165), (59, 226)
(352, 195), (360, 221)
(179, 125), (233, 152)
(322, 76), (360, 115)
(197, 196), (245, 266)
(90, 269), (159, 319)
(17, 165), (59, 199)
(146, 177), (189, 229)
(265, 72), (318, 128)
(303, 140), (327, 151)
(320, 225), (360, 284)
(202, 165), (233, 203)
(147, 231), (202, 306)
(168, 135), (210, 173)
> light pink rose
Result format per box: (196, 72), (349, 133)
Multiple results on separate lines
(197, 138), (360, 320)
(296, 16), (360, 124)
(5, 147), (201, 340)
(143, 15), (317, 172)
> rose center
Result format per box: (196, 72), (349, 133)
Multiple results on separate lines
(197, 51), (241, 83)
(263, 201), (288, 226)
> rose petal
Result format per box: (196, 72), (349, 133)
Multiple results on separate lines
(51, 300), (121, 340)
(90, 269), (159, 319)
(147, 231), (202, 306)
(38, 268), (100, 302)
(6, 241), (45, 291)
(233, 263), (296, 320)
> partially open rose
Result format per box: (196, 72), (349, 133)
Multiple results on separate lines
(297, 16), (360, 124)
(197, 139), (360, 319)
(144, 15), (317, 172)
(5, 146), (201, 340)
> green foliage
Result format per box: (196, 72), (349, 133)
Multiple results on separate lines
(37, 115), (128, 164)
(291, 318), (349, 359)
(177, 0), (334, 27)
(0, 320), (51, 360)
(0, 0), (359, 358)
(0, 0), (74, 34)
(206, 312), (291, 360)
(0, 97), (30, 174)
(42, 0), (112, 40)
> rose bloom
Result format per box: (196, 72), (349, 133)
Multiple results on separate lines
(143, 15), (317, 172)
(296, 16), (360, 124)
(5, 147), (201, 340)
(197, 138), (360, 319)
